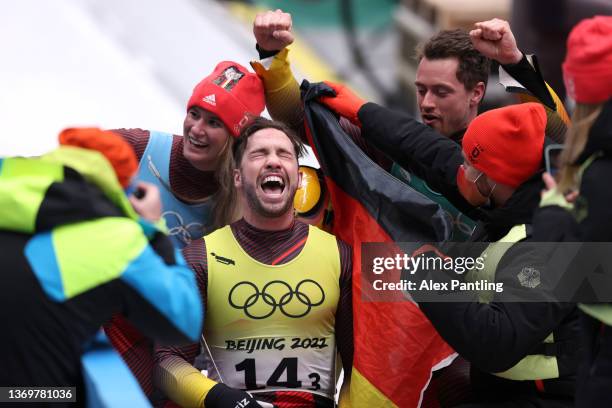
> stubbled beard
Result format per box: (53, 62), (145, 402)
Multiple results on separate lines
(243, 181), (296, 218)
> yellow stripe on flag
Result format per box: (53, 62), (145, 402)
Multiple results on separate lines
(344, 368), (397, 408)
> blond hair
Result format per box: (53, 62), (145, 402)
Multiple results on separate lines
(169, 135), (240, 231)
(211, 136), (240, 228)
(558, 103), (603, 192)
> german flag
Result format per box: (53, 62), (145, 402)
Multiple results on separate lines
(301, 82), (456, 407)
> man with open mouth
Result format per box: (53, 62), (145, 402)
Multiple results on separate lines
(155, 117), (353, 408)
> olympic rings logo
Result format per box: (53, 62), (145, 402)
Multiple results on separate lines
(162, 210), (205, 245)
(228, 280), (325, 319)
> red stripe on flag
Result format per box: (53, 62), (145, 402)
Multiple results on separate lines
(325, 178), (455, 407)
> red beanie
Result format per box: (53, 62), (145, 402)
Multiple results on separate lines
(187, 61), (265, 137)
(563, 16), (612, 104)
(462, 103), (546, 188)
(58, 127), (138, 188)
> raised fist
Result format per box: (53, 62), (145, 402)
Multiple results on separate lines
(470, 18), (523, 65)
(253, 9), (294, 52)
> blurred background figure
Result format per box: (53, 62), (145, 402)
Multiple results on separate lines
(0, 128), (202, 407)
(511, 0), (612, 103)
(532, 15), (612, 408)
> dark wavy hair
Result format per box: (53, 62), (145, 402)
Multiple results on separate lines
(233, 117), (306, 167)
(416, 29), (491, 91)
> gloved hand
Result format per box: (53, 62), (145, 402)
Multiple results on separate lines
(318, 81), (366, 127)
(540, 172), (577, 210)
(204, 383), (263, 408)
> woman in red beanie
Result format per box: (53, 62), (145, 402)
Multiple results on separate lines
(533, 15), (612, 408)
(114, 61), (265, 249)
(104, 61), (265, 400)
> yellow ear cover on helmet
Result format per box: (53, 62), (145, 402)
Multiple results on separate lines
(294, 166), (322, 216)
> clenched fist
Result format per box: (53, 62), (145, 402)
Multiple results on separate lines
(470, 18), (523, 65)
(253, 9), (294, 52)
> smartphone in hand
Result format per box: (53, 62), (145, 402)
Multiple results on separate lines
(544, 144), (565, 178)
